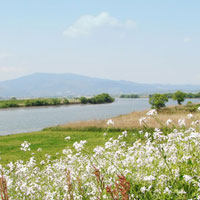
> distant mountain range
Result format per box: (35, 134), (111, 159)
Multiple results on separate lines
(0, 73), (199, 97)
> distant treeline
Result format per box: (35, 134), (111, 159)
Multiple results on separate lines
(0, 93), (115, 109)
(80, 93), (115, 104)
(0, 98), (70, 109)
(120, 92), (200, 99)
(149, 92), (200, 99)
(120, 94), (140, 98)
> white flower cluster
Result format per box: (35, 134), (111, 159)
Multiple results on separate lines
(107, 119), (114, 125)
(146, 109), (157, 116)
(20, 141), (31, 151)
(139, 117), (147, 126)
(65, 136), (71, 141)
(73, 140), (87, 152)
(1, 113), (200, 199)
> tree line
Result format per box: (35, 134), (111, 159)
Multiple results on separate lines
(120, 94), (140, 98)
(149, 90), (196, 109)
(0, 93), (115, 109)
(162, 92), (200, 99)
(0, 98), (70, 108)
(79, 93), (115, 104)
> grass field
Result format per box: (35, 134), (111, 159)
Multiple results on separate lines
(0, 129), (147, 165)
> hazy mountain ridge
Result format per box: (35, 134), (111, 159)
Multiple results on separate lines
(0, 73), (199, 97)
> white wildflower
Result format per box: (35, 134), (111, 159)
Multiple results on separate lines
(20, 141), (31, 151)
(183, 175), (192, 182)
(146, 109), (157, 116)
(187, 114), (193, 119)
(164, 187), (171, 194)
(73, 140), (87, 152)
(107, 119), (114, 125)
(65, 136), (71, 141)
(178, 189), (186, 194)
(166, 119), (172, 126)
(140, 186), (146, 193)
(139, 117), (147, 126)
(40, 160), (45, 165)
(139, 130), (143, 135)
(37, 148), (42, 152)
(143, 175), (156, 181)
(191, 120), (200, 126)
(122, 131), (128, 137)
(178, 119), (186, 127)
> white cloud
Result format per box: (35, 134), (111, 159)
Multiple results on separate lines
(63, 12), (136, 37)
(184, 37), (192, 43)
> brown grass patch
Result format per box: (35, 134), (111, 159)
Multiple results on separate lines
(60, 104), (200, 129)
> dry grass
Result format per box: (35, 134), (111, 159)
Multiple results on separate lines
(60, 105), (200, 129)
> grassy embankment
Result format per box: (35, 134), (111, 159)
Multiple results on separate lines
(0, 103), (199, 165)
(59, 102), (200, 129)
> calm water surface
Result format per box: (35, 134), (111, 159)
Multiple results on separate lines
(0, 98), (199, 135)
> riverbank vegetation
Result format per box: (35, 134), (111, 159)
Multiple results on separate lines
(120, 94), (140, 98)
(0, 93), (114, 109)
(0, 98), (71, 109)
(120, 91), (200, 99)
(149, 91), (200, 109)
(79, 93), (115, 104)
(60, 102), (200, 130)
(0, 107), (200, 199)
(164, 91), (200, 99)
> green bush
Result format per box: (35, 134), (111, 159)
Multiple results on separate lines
(0, 102), (19, 108)
(89, 93), (114, 104)
(172, 90), (186, 105)
(25, 99), (49, 107)
(187, 101), (192, 105)
(62, 98), (69, 104)
(149, 93), (168, 109)
(80, 97), (88, 104)
(80, 93), (114, 104)
(120, 94), (139, 98)
(50, 98), (61, 105)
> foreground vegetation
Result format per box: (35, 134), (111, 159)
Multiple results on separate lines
(0, 107), (200, 199)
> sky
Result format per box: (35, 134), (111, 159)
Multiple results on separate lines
(0, 0), (200, 84)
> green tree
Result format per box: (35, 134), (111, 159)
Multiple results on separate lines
(149, 93), (168, 109)
(62, 98), (69, 104)
(172, 90), (186, 105)
(79, 97), (88, 104)
(51, 98), (61, 105)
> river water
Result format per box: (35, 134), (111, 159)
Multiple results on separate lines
(0, 98), (199, 135)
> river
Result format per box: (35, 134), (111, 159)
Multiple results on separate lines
(0, 98), (199, 135)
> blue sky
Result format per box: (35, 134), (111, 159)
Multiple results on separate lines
(0, 0), (199, 84)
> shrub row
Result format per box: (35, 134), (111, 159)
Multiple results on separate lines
(79, 93), (115, 104)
